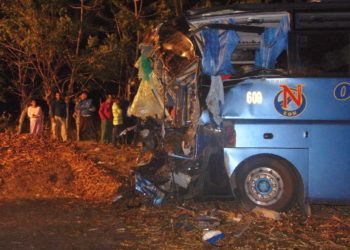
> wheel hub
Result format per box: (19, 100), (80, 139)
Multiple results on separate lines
(244, 167), (284, 206)
(255, 178), (272, 194)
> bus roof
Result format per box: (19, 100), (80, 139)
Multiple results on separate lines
(186, 2), (350, 20)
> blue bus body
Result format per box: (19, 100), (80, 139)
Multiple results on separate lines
(186, 3), (350, 208)
(221, 78), (350, 204)
(134, 3), (350, 209)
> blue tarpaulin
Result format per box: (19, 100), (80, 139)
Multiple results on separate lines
(201, 20), (240, 76)
(200, 20), (239, 125)
(255, 16), (290, 69)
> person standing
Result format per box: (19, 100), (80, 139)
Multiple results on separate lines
(98, 94), (113, 143)
(75, 91), (97, 141)
(51, 92), (67, 142)
(27, 99), (43, 135)
(112, 98), (124, 146)
(73, 96), (81, 141)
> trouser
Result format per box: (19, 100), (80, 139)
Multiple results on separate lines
(30, 118), (43, 135)
(100, 119), (113, 143)
(79, 116), (98, 141)
(112, 124), (124, 146)
(52, 116), (67, 142)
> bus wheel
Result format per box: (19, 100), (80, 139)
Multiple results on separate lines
(236, 156), (297, 212)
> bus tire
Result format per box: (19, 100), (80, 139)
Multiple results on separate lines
(236, 156), (297, 212)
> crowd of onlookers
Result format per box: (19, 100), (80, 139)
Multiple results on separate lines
(27, 90), (129, 146)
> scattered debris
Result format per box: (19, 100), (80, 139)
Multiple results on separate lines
(252, 207), (281, 220)
(216, 209), (243, 223)
(172, 172), (192, 189)
(175, 220), (196, 232)
(202, 230), (225, 245)
(176, 205), (197, 217)
(232, 221), (251, 238)
(111, 194), (123, 203)
(196, 215), (221, 229)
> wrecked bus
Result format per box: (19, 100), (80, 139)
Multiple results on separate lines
(131, 3), (350, 211)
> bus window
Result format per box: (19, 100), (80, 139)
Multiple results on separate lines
(291, 32), (350, 76)
(232, 45), (288, 75)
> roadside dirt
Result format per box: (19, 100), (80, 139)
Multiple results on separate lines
(0, 199), (349, 249)
(0, 132), (349, 249)
(0, 131), (141, 202)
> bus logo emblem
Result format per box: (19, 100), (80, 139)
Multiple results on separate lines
(334, 82), (350, 101)
(274, 84), (306, 117)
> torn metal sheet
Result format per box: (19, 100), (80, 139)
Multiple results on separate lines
(134, 152), (170, 205)
(134, 148), (200, 204)
(172, 172), (192, 189)
(135, 172), (166, 205)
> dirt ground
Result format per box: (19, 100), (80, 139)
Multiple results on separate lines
(0, 132), (349, 249)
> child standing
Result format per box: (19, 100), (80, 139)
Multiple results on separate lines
(112, 98), (124, 146)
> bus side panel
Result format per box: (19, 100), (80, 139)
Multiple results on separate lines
(224, 148), (309, 198)
(222, 78), (350, 121)
(234, 122), (311, 148)
(308, 124), (350, 203)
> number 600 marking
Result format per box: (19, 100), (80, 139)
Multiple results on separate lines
(246, 91), (263, 104)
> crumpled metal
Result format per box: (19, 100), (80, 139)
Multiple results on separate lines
(135, 172), (165, 205)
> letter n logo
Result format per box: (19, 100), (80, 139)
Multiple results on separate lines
(280, 84), (303, 109)
(274, 84), (306, 117)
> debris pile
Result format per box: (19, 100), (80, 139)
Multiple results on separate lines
(0, 132), (139, 201)
(114, 201), (349, 248)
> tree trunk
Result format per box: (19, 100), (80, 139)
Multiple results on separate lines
(134, 0), (141, 62)
(17, 107), (28, 134)
(74, 104), (80, 141)
(173, 0), (181, 16)
(67, 67), (75, 132)
(76, 114), (80, 141)
(64, 97), (70, 138)
(45, 97), (54, 138)
(66, 0), (84, 137)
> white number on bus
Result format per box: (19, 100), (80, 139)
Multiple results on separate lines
(246, 91), (263, 104)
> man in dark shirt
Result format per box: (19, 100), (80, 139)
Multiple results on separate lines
(75, 91), (97, 141)
(51, 92), (67, 142)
